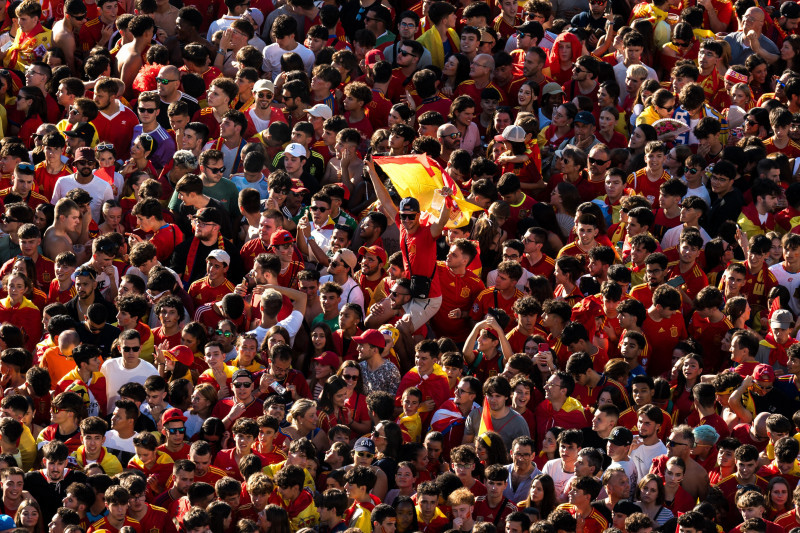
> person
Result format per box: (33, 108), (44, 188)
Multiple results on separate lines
(24, 441), (87, 521)
(51, 148), (114, 224)
(101, 330), (158, 413)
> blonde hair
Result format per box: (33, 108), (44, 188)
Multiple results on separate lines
(287, 398), (317, 424)
(448, 487), (476, 507)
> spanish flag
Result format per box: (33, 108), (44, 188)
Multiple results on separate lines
(373, 155), (483, 229)
(478, 396), (494, 436)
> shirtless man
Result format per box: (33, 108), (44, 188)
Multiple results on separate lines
(152, 0), (179, 37)
(117, 15), (155, 100)
(52, 0), (87, 73)
(44, 199), (82, 261)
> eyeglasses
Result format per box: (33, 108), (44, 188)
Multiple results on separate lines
(155, 77), (178, 85)
(455, 387), (474, 395)
(206, 166), (225, 174)
(138, 107), (157, 114)
(342, 374), (359, 381)
(441, 132), (462, 139)
(398, 49), (417, 58)
(710, 174), (730, 182)
(215, 329), (233, 337)
(472, 62), (491, 68)
(122, 346), (141, 352)
(26, 69), (45, 77)
(588, 157), (609, 165)
(233, 381), (253, 388)
(167, 427), (187, 434)
(399, 21), (416, 28)
(399, 213), (417, 220)
(309, 205), (328, 212)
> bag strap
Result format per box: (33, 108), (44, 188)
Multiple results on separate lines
(402, 229), (438, 279)
(492, 499), (509, 528)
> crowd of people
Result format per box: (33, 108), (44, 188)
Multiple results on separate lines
(0, 0), (799, 531)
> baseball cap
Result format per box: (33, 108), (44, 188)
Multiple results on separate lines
(64, 122), (95, 144)
(542, 82), (565, 96)
(290, 178), (308, 194)
(353, 329), (386, 348)
(161, 407), (187, 425)
(753, 363), (775, 382)
(613, 500), (642, 516)
(606, 426), (634, 446)
(303, 103), (333, 120)
(771, 309), (793, 329)
(333, 249), (358, 271)
(254, 79), (274, 94)
(232, 369), (254, 382)
(165, 345), (194, 367)
(207, 249), (231, 265)
(270, 229), (295, 248)
(358, 245), (388, 265)
(515, 20), (543, 34)
(285, 142), (307, 158)
(72, 146), (97, 163)
(313, 351), (340, 368)
(399, 197), (420, 213)
(501, 125), (526, 142)
(364, 49), (384, 67)
(353, 437), (376, 453)
(244, 7), (264, 29)
(574, 111), (596, 126)
(193, 207), (223, 226)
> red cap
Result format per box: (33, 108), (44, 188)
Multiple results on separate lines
(313, 351), (341, 368)
(290, 178), (308, 194)
(364, 49), (384, 67)
(358, 245), (388, 265)
(161, 407), (187, 425)
(753, 364), (775, 382)
(270, 229), (295, 247)
(334, 182), (351, 200)
(165, 345), (194, 366)
(352, 329), (386, 348)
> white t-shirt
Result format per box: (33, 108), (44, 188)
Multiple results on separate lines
(629, 440), (668, 480)
(660, 224), (711, 250)
(487, 267), (534, 292)
(262, 42), (314, 80)
(542, 458), (576, 499)
(206, 15), (240, 41)
(249, 310), (304, 346)
(101, 358), (159, 413)
(51, 174), (115, 223)
(682, 184), (712, 209)
(318, 275), (365, 313)
(103, 430), (135, 454)
(771, 263), (800, 315)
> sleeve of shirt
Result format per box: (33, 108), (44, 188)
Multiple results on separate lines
(349, 284), (365, 314)
(279, 310), (304, 344)
(51, 178), (66, 204)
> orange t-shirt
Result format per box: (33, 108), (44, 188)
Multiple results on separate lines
(41, 346), (76, 385)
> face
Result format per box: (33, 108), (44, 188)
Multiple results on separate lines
(640, 480), (659, 504)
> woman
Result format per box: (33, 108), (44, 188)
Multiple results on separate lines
(766, 476), (792, 520)
(262, 504), (292, 533)
(450, 96), (480, 154)
(372, 420), (403, 491)
(95, 143), (124, 200)
(598, 81), (628, 135)
(197, 418), (227, 456)
(15, 500), (43, 533)
(636, 89), (676, 126)
(598, 107), (628, 149)
(232, 333), (264, 373)
(385, 461), (417, 505)
(121, 133), (158, 180)
(317, 376), (351, 433)
(660, 23), (698, 76)
(519, 474), (558, 518)
(671, 353), (703, 424)
(370, 129), (389, 153)
(746, 54), (771, 100)
(539, 103), (576, 168)
(309, 351), (339, 400)
(441, 54), (470, 97)
(552, 146), (588, 189)
(206, 501), (232, 533)
(332, 304), (362, 362)
(336, 360), (371, 438)
(388, 103), (414, 127)
(663, 456), (695, 515)
(394, 496), (419, 533)
(155, 342), (193, 383)
(776, 34), (800, 75)
(185, 383), (218, 437)
(766, 231), (783, 267)
(550, 182), (581, 239)
(7, 257), (45, 310)
(182, 322), (208, 376)
(665, 145), (692, 179)
(630, 80), (661, 128)
(472, 201), (510, 272)
(546, 32), (582, 86)
(284, 398), (328, 452)
(0, 273), (41, 353)
(15, 86), (46, 149)
(628, 124), (657, 158)
(261, 325), (290, 355)
(704, 238), (728, 287)
(727, 82), (753, 114)
(306, 323), (336, 374)
(724, 296), (751, 330)
(635, 474), (675, 526)
(475, 431), (509, 466)
(517, 81), (537, 114)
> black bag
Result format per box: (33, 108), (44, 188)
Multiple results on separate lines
(403, 237), (437, 299)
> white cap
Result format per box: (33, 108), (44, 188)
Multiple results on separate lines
(207, 249), (231, 265)
(285, 143), (307, 158)
(303, 103), (333, 120)
(253, 79), (274, 94)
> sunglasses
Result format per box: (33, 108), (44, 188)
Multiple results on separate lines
(75, 269), (96, 278)
(18, 163), (34, 171)
(660, 105), (675, 112)
(588, 157), (609, 165)
(342, 374), (359, 381)
(52, 407), (73, 414)
(167, 427), (187, 434)
(666, 439), (687, 447)
(671, 40), (690, 48)
(686, 168), (700, 174)
(122, 346), (141, 352)
(310, 206), (328, 212)
(390, 290), (411, 297)
(442, 132), (462, 139)
(155, 77), (178, 85)
(399, 213), (417, 220)
(355, 451), (374, 458)
(398, 49), (417, 57)
(256, 91), (273, 98)
(233, 381), (253, 388)
(96, 142), (114, 151)
(206, 166), (225, 174)
(215, 330), (233, 337)
(329, 260), (341, 268)
(138, 107), (157, 114)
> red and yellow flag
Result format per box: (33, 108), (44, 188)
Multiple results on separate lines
(478, 396), (494, 437)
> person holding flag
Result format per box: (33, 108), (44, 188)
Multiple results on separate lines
(463, 375), (530, 450)
(430, 376), (482, 457)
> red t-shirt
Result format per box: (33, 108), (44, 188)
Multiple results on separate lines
(640, 312), (687, 376)
(93, 105), (139, 161)
(396, 212), (442, 298)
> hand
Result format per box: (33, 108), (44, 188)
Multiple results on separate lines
(100, 24), (114, 45)
(341, 146), (355, 165)
(220, 28), (233, 51)
(103, 265), (115, 278)
(147, 474), (160, 491)
(742, 375), (754, 388)
(630, 435), (643, 451)
(228, 402), (247, 420)
(265, 196), (279, 210)
(155, 27), (167, 43)
(441, 85), (454, 97)
(259, 372), (277, 393)
(438, 186), (453, 198)
(405, 91), (416, 110)
(421, 399), (436, 411)
(588, 32), (598, 47)
(234, 282), (248, 297)
(453, 517), (464, 529)
(448, 308), (463, 319)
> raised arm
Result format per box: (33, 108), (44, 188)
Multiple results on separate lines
(430, 187), (453, 239)
(365, 156), (398, 220)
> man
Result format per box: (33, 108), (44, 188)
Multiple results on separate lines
(417, 1), (459, 69)
(355, 329), (401, 396)
(126, 432), (175, 498)
(503, 436), (540, 503)
(172, 207), (243, 286)
(52, 0), (86, 72)
(437, 123), (462, 163)
(86, 486), (140, 533)
(641, 285), (687, 376)
(157, 408), (190, 461)
(51, 148), (114, 223)
(649, 425), (710, 500)
(156, 67), (199, 131)
(0, 163), (47, 210)
(448, 488), (476, 532)
(24, 441), (87, 520)
(117, 16), (155, 100)
(247, 79), (283, 134)
(724, 7), (779, 65)
(566, 351), (627, 409)
(626, 141), (670, 208)
(415, 482), (449, 533)
(431, 376), (480, 456)
(318, 249), (364, 312)
(455, 54), (504, 115)
(211, 369), (264, 428)
(660, 196), (711, 250)
(431, 238), (485, 343)
(0, 223), (52, 290)
(473, 464), (519, 527)
(262, 15), (314, 80)
(384, 12), (432, 67)
(101, 330), (158, 413)
(56, 344), (106, 418)
(533, 372), (589, 444)
(152, 459), (195, 513)
(470, 261), (524, 331)
(389, 40), (423, 102)
(119, 475), (169, 532)
(629, 404), (669, 480)
(71, 416), (122, 474)
(37, 391), (83, 452)
(770, 233), (800, 315)
(714, 444), (770, 525)
(169, 174), (234, 240)
(192, 77), (238, 140)
(394, 340), (451, 427)
(248, 286), (307, 346)
(464, 376), (530, 449)
(130, 91), (176, 173)
(187, 250), (235, 309)
(612, 31), (657, 96)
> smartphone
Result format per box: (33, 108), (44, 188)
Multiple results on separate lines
(666, 276), (685, 288)
(538, 343), (550, 352)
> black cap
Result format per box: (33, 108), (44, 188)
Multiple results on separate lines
(515, 20), (543, 35)
(399, 197), (420, 213)
(353, 437), (376, 453)
(606, 426), (634, 446)
(193, 207), (223, 226)
(232, 369), (254, 381)
(64, 122), (95, 144)
(613, 500), (641, 516)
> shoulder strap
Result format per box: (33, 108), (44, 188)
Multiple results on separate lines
(492, 499), (509, 528)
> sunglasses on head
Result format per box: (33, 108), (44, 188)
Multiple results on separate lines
(75, 269), (96, 278)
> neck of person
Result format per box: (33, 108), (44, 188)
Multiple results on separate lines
(46, 157), (63, 172)
(200, 233), (219, 246)
(77, 365), (93, 384)
(118, 424), (135, 439)
(224, 133), (242, 149)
